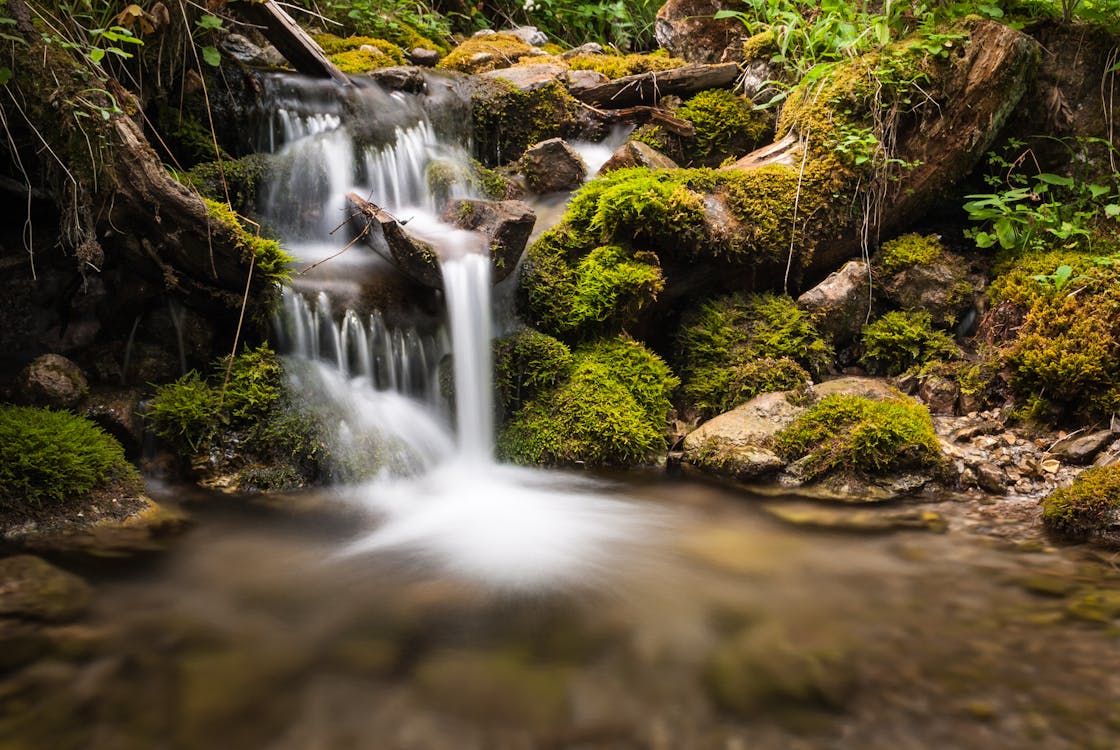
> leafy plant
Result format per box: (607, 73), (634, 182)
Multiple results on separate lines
(860, 310), (958, 376)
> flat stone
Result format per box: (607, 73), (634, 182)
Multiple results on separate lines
(599, 140), (679, 174)
(812, 376), (899, 401)
(483, 62), (566, 91)
(949, 419), (1005, 442)
(440, 198), (536, 282)
(1051, 429), (1115, 464)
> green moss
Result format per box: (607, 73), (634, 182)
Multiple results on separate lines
(329, 44), (405, 74)
(676, 292), (831, 418)
(741, 30), (778, 61)
(470, 78), (578, 166)
(497, 336), (678, 467)
(568, 167), (708, 247)
(775, 394), (944, 479)
(877, 233), (942, 275)
(1042, 465), (1120, 542)
(203, 199), (293, 285)
(565, 50), (685, 79)
(675, 89), (770, 166)
(438, 33), (536, 74)
(0, 406), (140, 507)
(494, 327), (573, 413)
(860, 310), (958, 376)
(184, 154), (271, 213)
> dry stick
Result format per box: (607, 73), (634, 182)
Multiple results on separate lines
(1104, 47), (1118, 173)
(298, 221), (370, 275)
(220, 251), (256, 405)
(783, 124), (811, 295)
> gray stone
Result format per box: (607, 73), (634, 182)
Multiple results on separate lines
(561, 43), (605, 58)
(976, 462), (1008, 494)
(564, 68), (609, 94)
(655, 0), (745, 64)
(16, 353), (88, 408)
(599, 140), (679, 174)
(881, 251), (974, 327)
(408, 47), (440, 67)
(504, 25), (548, 46)
(518, 138), (587, 194)
(483, 62), (566, 92)
(918, 374), (960, 415)
(219, 33), (263, 64)
(682, 391), (802, 480)
(440, 199), (536, 283)
(796, 261), (871, 346)
(1052, 429), (1116, 464)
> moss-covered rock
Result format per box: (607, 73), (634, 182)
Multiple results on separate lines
(497, 335), (678, 467)
(859, 310), (958, 376)
(1041, 464), (1120, 546)
(0, 406), (140, 509)
(184, 154), (273, 216)
(874, 233), (974, 326)
(564, 49), (686, 79)
(774, 393), (945, 481)
(674, 88), (771, 166)
(676, 292), (830, 419)
(469, 77), (579, 166)
(203, 199), (292, 285)
(438, 33), (537, 75)
(493, 327), (573, 413)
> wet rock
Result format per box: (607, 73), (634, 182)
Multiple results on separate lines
(881, 251), (974, 327)
(796, 260), (870, 347)
(518, 138), (587, 194)
(505, 25), (548, 46)
(81, 387), (143, 457)
(762, 502), (948, 533)
(950, 419), (1005, 442)
(15, 353), (88, 408)
(441, 198), (536, 282)
(976, 462), (1008, 494)
(599, 140), (679, 174)
(919, 374), (960, 416)
(655, 0), (745, 64)
(0, 556), (92, 622)
(704, 621), (856, 715)
(407, 47), (440, 67)
(1052, 429), (1115, 464)
(4, 496), (189, 558)
(366, 65), (427, 93)
(682, 392), (802, 481)
(484, 62), (566, 91)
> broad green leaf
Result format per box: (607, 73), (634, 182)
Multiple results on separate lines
(0, 67), (11, 86)
(1036, 173), (1074, 187)
(202, 45), (221, 67)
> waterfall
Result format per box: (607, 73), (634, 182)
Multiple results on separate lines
(254, 71), (650, 590)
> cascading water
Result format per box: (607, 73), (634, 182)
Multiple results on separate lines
(257, 71), (654, 589)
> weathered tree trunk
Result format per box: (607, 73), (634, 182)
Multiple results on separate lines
(570, 63), (741, 107)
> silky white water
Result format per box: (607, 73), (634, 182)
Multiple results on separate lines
(260, 73), (652, 590)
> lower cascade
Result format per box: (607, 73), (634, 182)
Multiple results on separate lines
(265, 74), (651, 590)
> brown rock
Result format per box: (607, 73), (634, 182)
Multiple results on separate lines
(599, 140), (679, 174)
(796, 261), (870, 346)
(483, 62), (566, 91)
(0, 556), (92, 622)
(440, 199), (536, 282)
(82, 387), (144, 456)
(654, 0), (745, 64)
(976, 462), (1008, 494)
(15, 353), (88, 408)
(518, 138), (587, 194)
(1051, 429), (1115, 464)
(918, 375), (960, 416)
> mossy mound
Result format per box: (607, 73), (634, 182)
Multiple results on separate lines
(146, 345), (328, 490)
(494, 327), (574, 413)
(876, 233), (942, 275)
(330, 44), (406, 74)
(470, 78), (578, 166)
(1041, 464), (1120, 544)
(859, 310), (958, 376)
(497, 335), (679, 467)
(438, 33), (537, 75)
(0, 405), (140, 508)
(565, 50), (685, 79)
(984, 245), (1120, 422)
(184, 154), (273, 215)
(675, 89), (771, 166)
(676, 292), (830, 419)
(203, 199), (292, 285)
(774, 393), (944, 480)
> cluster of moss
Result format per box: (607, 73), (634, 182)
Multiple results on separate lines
(877, 233), (943, 275)
(1042, 464), (1120, 542)
(564, 50), (685, 79)
(775, 394), (944, 480)
(0, 405), (140, 508)
(184, 154), (272, 215)
(312, 34), (406, 73)
(438, 33), (537, 74)
(470, 78), (578, 166)
(203, 199), (293, 285)
(859, 310), (958, 376)
(146, 345), (327, 489)
(497, 333), (678, 466)
(675, 89), (770, 166)
(426, 159), (514, 205)
(676, 293), (830, 418)
(984, 246), (1120, 422)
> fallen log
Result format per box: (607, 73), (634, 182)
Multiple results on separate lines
(232, 0), (348, 84)
(346, 193), (442, 288)
(578, 103), (696, 137)
(570, 62), (741, 107)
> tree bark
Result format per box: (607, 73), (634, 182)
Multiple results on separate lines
(570, 63), (741, 107)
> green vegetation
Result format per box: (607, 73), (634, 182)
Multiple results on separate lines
(676, 293), (830, 418)
(315, 36), (405, 73)
(203, 199), (293, 285)
(565, 50), (684, 79)
(468, 0), (661, 49)
(877, 233), (943, 275)
(860, 311), (958, 376)
(675, 89), (770, 166)
(494, 327), (574, 413)
(438, 32), (536, 74)
(0, 405), (140, 507)
(296, 1), (450, 52)
(498, 335), (678, 466)
(184, 154), (272, 213)
(1041, 464), (1120, 541)
(775, 394), (944, 480)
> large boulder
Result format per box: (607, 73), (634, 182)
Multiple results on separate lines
(441, 199), (536, 282)
(682, 391), (802, 480)
(655, 0), (745, 64)
(15, 354), (88, 408)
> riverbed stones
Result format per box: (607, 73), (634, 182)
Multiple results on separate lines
(15, 353), (88, 408)
(518, 138), (587, 194)
(796, 260), (870, 347)
(0, 556), (92, 622)
(1051, 429), (1116, 464)
(762, 502), (948, 534)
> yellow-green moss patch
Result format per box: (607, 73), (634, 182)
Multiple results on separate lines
(565, 50), (686, 79)
(1042, 465), (1120, 543)
(438, 33), (536, 75)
